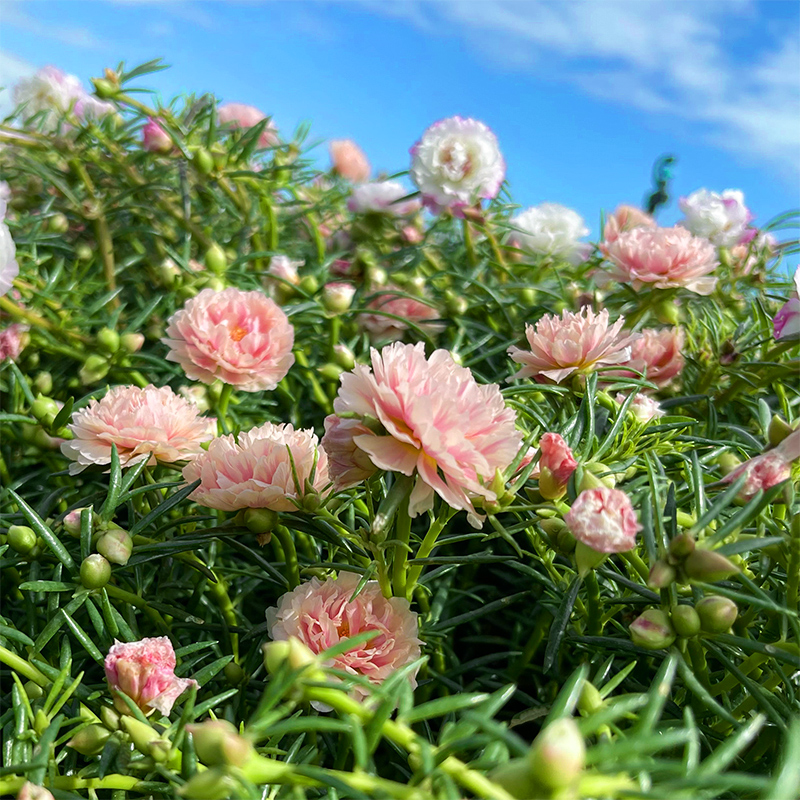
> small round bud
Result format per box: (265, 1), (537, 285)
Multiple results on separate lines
(263, 641), (292, 675)
(96, 529), (133, 566)
(768, 415), (795, 448)
(668, 532), (696, 562)
(242, 508), (278, 535)
(683, 549), (739, 583)
(79, 355), (109, 386)
(716, 452), (742, 477)
(31, 396), (59, 421)
(33, 372), (53, 396)
(647, 559), (676, 590)
(332, 344), (355, 371)
(100, 705), (120, 731)
(578, 682), (604, 715)
(298, 275), (319, 295)
(193, 147), (215, 176)
(224, 661), (245, 686)
(80, 554), (111, 589)
(527, 718), (586, 790)
(63, 508), (89, 536)
(671, 605), (701, 638)
(97, 328), (120, 354)
(177, 767), (236, 800)
(318, 363), (344, 382)
(205, 244), (227, 276)
(91, 78), (117, 98)
(696, 596), (738, 634)
(47, 213), (69, 234)
(8, 525), (37, 554)
(120, 333), (145, 354)
(630, 609), (676, 650)
(76, 243), (94, 261)
(186, 719), (254, 768)
(321, 282), (356, 313)
(654, 298), (681, 325)
(67, 724), (110, 756)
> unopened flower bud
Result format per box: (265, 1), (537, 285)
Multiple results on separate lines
(80, 554), (111, 589)
(187, 719), (254, 768)
(647, 559), (676, 590)
(488, 759), (540, 799)
(527, 718), (586, 790)
(47, 213), (69, 234)
(120, 716), (162, 755)
(205, 244), (227, 276)
(31, 396), (59, 421)
(578, 463), (616, 492)
(683, 548), (739, 583)
(630, 609), (676, 649)
(366, 266), (387, 286)
(668, 532), (696, 562)
(67, 724), (110, 755)
(178, 767), (236, 800)
(193, 147), (215, 176)
(671, 605), (701, 638)
(318, 363), (344, 382)
(79, 355), (109, 385)
(538, 516), (566, 545)
(33, 372), (53, 396)
(263, 636), (321, 676)
(63, 508), (90, 536)
(330, 344), (355, 371)
(17, 783), (55, 800)
(91, 78), (117, 99)
(120, 333), (145, 353)
(242, 508), (278, 535)
(24, 682), (44, 701)
(298, 275), (319, 295)
(142, 118), (172, 154)
(96, 529), (133, 566)
(696, 596), (738, 633)
(224, 661), (245, 686)
(100, 705), (120, 731)
(654, 298), (681, 326)
(8, 525), (37, 554)
(322, 282), (356, 313)
(76, 243), (93, 262)
(97, 328), (120, 354)
(556, 527), (577, 555)
(575, 540), (608, 574)
(578, 682), (604, 715)
(716, 452), (742, 476)
(768, 415), (795, 448)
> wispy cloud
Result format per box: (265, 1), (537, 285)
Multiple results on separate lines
(0, 50), (35, 116)
(358, 0), (800, 172)
(2, 1), (104, 49)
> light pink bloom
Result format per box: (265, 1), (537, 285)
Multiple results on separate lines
(105, 637), (197, 716)
(60, 385), (216, 475)
(322, 282), (357, 313)
(1, 216), (18, 297)
(217, 102), (278, 147)
(326, 342), (524, 522)
(267, 572), (421, 703)
(163, 288), (295, 392)
(565, 488), (641, 553)
(538, 433), (578, 487)
(13, 66), (84, 130)
(330, 139), (371, 182)
(142, 118), (172, 153)
(602, 205), (656, 244)
(679, 188), (752, 248)
(0, 323), (28, 361)
(359, 286), (442, 342)
(17, 783), (54, 800)
(603, 226), (719, 295)
(267, 255), (303, 286)
(402, 225), (424, 245)
(348, 181), (420, 216)
(321, 415), (379, 489)
(410, 116), (505, 212)
(509, 307), (634, 384)
(617, 327), (685, 387)
(616, 393), (664, 423)
(183, 422), (330, 512)
(722, 451), (792, 501)
(774, 267), (800, 341)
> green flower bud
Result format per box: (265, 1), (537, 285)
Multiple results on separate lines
(47, 213), (69, 234)
(120, 333), (145, 354)
(647, 559), (676, 590)
(488, 758), (541, 798)
(318, 363), (344, 382)
(298, 275), (319, 295)
(67, 724), (111, 756)
(242, 508), (278, 535)
(96, 529), (133, 566)
(671, 605), (701, 638)
(24, 681), (44, 701)
(33, 372), (53, 396)
(365, 265), (387, 286)
(31, 395), (59, 421)
(97, 328), (120, 354)
(578, 682), (604, 715)
(263, 637), (323, 679)
(696, 596), (738, 633)
(76, 243), (94, 261)
(578, 462), (616, 492)
(178, 767), (236, 800)
(716, 452), (742, 477)
(91, 78), (117, 98)
(205, 243), (227, 276)
(668, 532), (696, 562)
(193, 147), (215, 176)
(654, 298), (681, 325)
(186, 719), (254, 768)
(527, 717), (586, 790)
(120, 716), (159, 752)
(8, 525), (37, 554)
(79, 355), (109, 386)
(556, 527), (577, 555)
(683, 549), (739, 583)
(768, 415), (795, 448)
(518, 288), (537, 305)
(80, 554), (111, 589)
(100, 705), (120, 731)
(224, 661), (245, 686)
(332, 344), (356, 371)
(538, 516), (566, 545)
(630, 609), (676, 649)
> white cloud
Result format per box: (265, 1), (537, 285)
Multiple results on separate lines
(0, 50), (35, 117)
(358, 0), (800, 172)
(2, 1), (104, 49)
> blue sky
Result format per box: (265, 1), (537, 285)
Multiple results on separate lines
(1, 0), (799, 241)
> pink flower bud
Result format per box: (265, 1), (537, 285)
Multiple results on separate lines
(721, 451), (791, 501)
(536, 433), (577, 499)
(142, 118), (172, 154)
(18, 783), (55, 800)
(0, 323), (29, 362)
(321, 282), (356, 313)
(63, 508), (89, 536)
(329, 139), (371, 182)
(630, 609), (676, 649)
(564, 487), (641, 553)
(104, 637), (198, 716)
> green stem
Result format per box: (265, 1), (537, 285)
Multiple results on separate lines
(621, 550), (650, 581)
(215, 383), (234, 435)
(462, 219), (477, 268)
(404, 506), (456, 600)
(585, 570), (603, 635)
(788, 514), (800, 610)
(293, 350), (332, 412)
(274, 525), (300, 588)
(392, 500), (413, 599)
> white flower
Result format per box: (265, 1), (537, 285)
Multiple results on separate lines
(678, 189), (751, 248)
(13, 66), (85, 130)
(410, 116), (505, 211)
(510, 203), (591, 263)
(616, 393), (665, 423)
(0, 182), (10, 219)
(267, 255), (303, 286)
(0, 219), (18, 298)
(348, 181), (419, 216)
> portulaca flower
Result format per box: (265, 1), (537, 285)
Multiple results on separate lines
(510, 203), (591, 263)
(0, 216), (18, 298)
(678, 189), (752, 248)
(773, 266), (800, 341)
(410, 116), (505, 212)
(348, 181), (419, 216)
(14, 67), (84, 130)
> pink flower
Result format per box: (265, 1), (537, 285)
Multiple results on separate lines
(104, 637), (197, 716)
(603, 226), (719, 295)
(142, 118), (172, 153)
(267, 255), (303, 286)
(163, 288), (295, 392)
(508, 307), (634, 384)
(321, 415), (379, 489)
(60, 385), (215, 475)
(535, 433), (577, 500)
(616, 393), (664, 423)
(330, 139), (371, 182)
(565, 488), (641, 553)
(359, 286), (442, 342)
(722, 451), (791, 501)
(325, 342), (524, 522)
(17, 783), (54, 800)
(602, 205), (656, 244)
(217, 102), (278, 147)
(410, 116), (505, 212)
(0, 323), (28, 361)
(402, 225), (424, 245)
(182, 422), (330, 512)
(1, 215), (18, 297)
(267, 572), (421, 703)
(617, 327), (685, 387)
(774, 267), (800, 341)
(348, 181), (420, 216)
